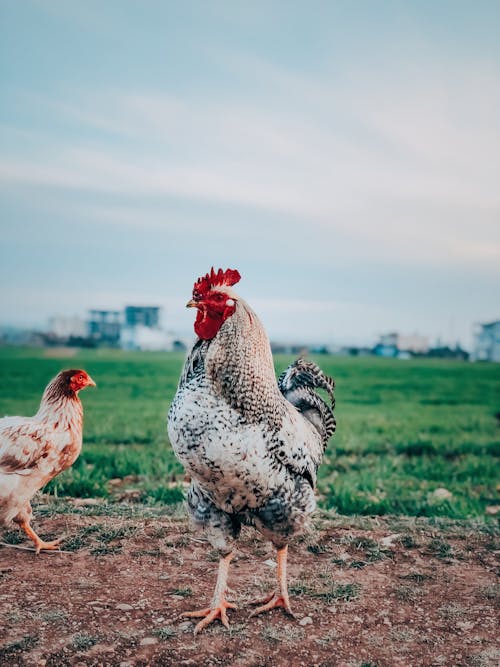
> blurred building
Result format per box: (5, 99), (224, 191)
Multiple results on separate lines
(48, 315), (87, 340)
(120, 325), (173, 351)
(124, 306), (160, 329)
(87, 310), (121, 345)
(473, 321), (500, 362)
(121, 305), (173, 350)
(374, 332), (429, 357)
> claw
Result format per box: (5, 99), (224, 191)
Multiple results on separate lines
(34, 538), (61, 555)
(18, 520), (62, 555)
(182, 599), (237, 634)
(249, 592), (295, 618)
(249, 545), (295, 619)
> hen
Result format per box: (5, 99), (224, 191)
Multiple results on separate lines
(168, 268), (335, 633)
(0, 369), (95, 553)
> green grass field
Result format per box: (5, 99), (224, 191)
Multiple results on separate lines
(0, 347), (498, 519)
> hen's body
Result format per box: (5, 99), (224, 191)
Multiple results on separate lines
(0, 369), (94, 552)
(168, 271), (335, 631)
(168, 298), (331, 550)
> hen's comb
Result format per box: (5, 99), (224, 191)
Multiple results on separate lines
(193, 267), (241, 297)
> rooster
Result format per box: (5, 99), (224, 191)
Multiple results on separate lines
(0, 369), (95, 553)
(168, 268), (335, 633)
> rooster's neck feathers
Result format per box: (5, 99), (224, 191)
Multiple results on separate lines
(204, 298), (285, 429)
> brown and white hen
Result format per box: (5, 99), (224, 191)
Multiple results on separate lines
(0, 369), (95, 553)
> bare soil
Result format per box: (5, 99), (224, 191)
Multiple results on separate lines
(0, 500), (498, 667)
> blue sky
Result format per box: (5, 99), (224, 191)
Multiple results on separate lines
(1, 1), (499, 347)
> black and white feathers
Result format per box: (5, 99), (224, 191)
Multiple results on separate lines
(167, 291), (335, 551)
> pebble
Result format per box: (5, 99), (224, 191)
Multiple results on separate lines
(116, 603), (134, 611)
(380, 533), (401, 547)
(139, 637), (158, 646)
(299, 616), (313, 626)
(431, 488), (452, 500)
(178, 621), (194, 632)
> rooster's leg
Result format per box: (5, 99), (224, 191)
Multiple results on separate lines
(181, 551), (237, 634)
(250, 545), (295, 617)
(18, 520), (61, 555)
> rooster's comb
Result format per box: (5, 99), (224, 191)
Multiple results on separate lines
(193, 267), (241, 298)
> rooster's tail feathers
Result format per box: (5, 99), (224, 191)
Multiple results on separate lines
(278, 358), (336, 446)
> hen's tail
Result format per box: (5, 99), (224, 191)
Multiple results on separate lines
(278, 358), (336, 447)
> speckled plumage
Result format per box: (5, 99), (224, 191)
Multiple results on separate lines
(168, 288), (335, 554)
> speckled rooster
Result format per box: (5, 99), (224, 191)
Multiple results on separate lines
(168, 268), (335, 633)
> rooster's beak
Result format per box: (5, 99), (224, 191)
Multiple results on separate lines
(186, 299), (197, 308)
(87, 376), (97, 387)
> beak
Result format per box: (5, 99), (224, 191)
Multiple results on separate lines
(87, 376), (97, 387)
(186, 299), (198, 308)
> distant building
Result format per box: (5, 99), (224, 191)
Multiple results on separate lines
(48, 315), (87, 340)
(120, 325), (173, 351)
(374, 332), (429, 357)
(87, 310), (121, 345)
(120, 305), (173, 350)
(473, 321), (500, 362)
(124, 306), (160, 329)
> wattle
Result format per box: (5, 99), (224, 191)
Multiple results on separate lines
(194, 310), (224, 340)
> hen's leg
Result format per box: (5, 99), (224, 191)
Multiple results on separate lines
(250, 545), (295, 617)
(181, 551), (237, 634)
(17, 520), (61, 555)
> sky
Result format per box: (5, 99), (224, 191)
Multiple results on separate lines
(1, 1), (499, 348)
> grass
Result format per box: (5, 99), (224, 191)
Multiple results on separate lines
(72, 633), (99, 650)
(153, 626), (177, 641)
(0, 634), (39, 656)
(0, 346), (499, 519)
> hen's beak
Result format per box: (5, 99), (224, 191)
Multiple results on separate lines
(186, 299), (198, 308)
(87, 376), (97, 387)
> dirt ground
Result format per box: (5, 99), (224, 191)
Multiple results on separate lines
(0, 500), (498, 667)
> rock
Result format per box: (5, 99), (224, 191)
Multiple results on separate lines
(485, 505), (500, 515)
(431, 488), (453, 501)
(264, 559), (277, 568)
(299, 616), (313, 626)
(116, 603), (134, 611)
(380, 534), (401, 547)
(139, 637), (158, 646)
(71, 498), (101, 507)
(178, 621), (193, 632)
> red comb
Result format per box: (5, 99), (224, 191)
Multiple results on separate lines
(193, 267), (241, 297)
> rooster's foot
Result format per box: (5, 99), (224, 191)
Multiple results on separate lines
(249, 592), (295, 618)
(181, 599), (237, 634)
